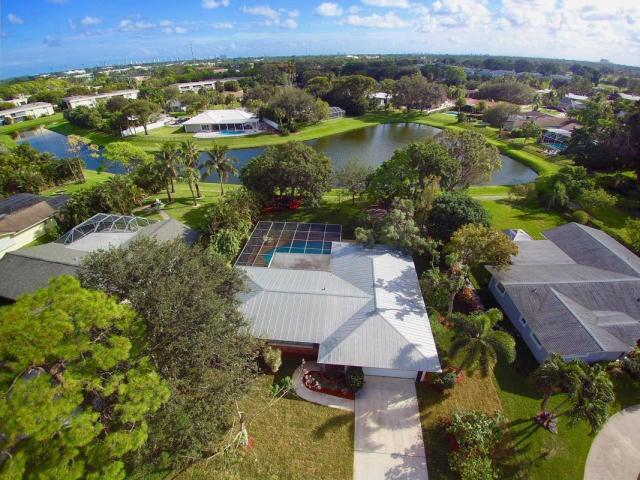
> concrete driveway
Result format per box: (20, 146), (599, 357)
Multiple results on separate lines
(584, 404), (640, 480)
(354, 376), (429, 480)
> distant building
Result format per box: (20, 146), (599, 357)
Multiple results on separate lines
(488, 223), (640, 364)
(1, 94), (30, 107)
(0, 213), (199, 301)
(559, 93), (588, 112)
(0, 193), (68, 259)
(182, 109), (260, 135)
(0, 102), (55, 124)
(170, 78), (242, 92)
(610, 92), (640, 102)
(370, 92), (391, 107)
(328, 106), (346, 119)
(63, 89), (139, 110)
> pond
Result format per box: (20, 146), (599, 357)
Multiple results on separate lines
(15, 124), (537, 186)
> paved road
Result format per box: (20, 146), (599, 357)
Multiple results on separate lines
(354, 376), (429, 480)
(584, 404), (640, 480)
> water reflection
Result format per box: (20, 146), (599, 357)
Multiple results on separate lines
(15, 123), (537, 186)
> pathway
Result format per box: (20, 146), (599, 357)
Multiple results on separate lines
(584, 404), (640, 480)
(354, 376), (428, 480)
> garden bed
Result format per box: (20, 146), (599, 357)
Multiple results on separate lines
(302, 369), (355, 400)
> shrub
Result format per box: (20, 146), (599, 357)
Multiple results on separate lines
(346, 366), (365, 392)
(622, 355), (640, 380)
(578, 187), (617, 210)
(572, 210), (590, 224)
(427, 191), (490, 240)
(625, 218), (640, 252)
(430, 371), (457, 390)
(446, 410), (506, 457)
(450, 453), (498, 480)
(263, 345), (282, 373)
(508, 183), (536, 201)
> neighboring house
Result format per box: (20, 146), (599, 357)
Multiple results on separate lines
(370, 92), (392, 107)
(170, 78), (243, 92)
(63, 89), (139, 110)
(0, 193), (69, 259)
(236, 221), (441, 380)
(487, 223), (640, 364)
(0, 213), (199, 301)
(1, 94), (30, 106)
(182, 109), (259, 135)
(610, 92), (640, 102)
(559, 93), (588, 111)
(539, 127), (573, 152)
(0, 102), (55, 124)
(462, 98), (498, 112)
(328, 106), (346, 119)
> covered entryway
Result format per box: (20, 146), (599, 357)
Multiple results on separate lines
(362, 367), (417, 379)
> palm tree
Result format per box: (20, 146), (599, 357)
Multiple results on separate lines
(532, 355), (615, 433)
(449, 308), (516, 377)
(531, 353), (569, 414)
(159, 142), (179, 193)
(202, 144), (238, 196)
(180, 166), (200, 206)
(180, 140), (202, 199)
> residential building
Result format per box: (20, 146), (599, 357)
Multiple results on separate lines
(170, 78), (242, 92)
(0, 213), (199, 301)
(1, 94), (30, 106)
(503, 110), (580, 133)
(487, 223), (640, 364)
(610, 92), (640, 102)
(539, 127), (573, 152)
(236, 221), (442, 379)
(0, 102), (55, 124)
(182, 109), (260, 135)
(63, 89), (139, 109)
(370, 92), (391, 107)
(559, 93), (588, 111)
(328, 106), (346, 119)
(0, 193), (69, 259)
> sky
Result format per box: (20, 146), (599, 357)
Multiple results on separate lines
(1, 0), (639, 79)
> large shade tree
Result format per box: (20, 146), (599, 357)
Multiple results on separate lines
(0, 276), (169, 480)
(78, 238), (259, 472)
(426, 191), (490, 240)
(240, 141), (332, 206)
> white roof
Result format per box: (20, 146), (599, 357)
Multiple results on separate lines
(619, 93), (640, 102)
(544, 128), (572, 136)
(372, 92), (391, 99)
(183, 109), (257, 125)
(239, 242), (441, 372)
(0, 102), (53, 116)
(565, 93), (588, 101)
(64, 90), (138, 102)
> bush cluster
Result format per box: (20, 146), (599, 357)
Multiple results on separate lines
(346, 366), (365, 392)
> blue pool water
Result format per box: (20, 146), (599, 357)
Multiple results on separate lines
(218, 130), (247, 135)
(543, 142), (567, 152)
(263, 240), (332, 264)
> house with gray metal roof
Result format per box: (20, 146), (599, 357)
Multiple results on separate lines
(0, 213), (199, 301)
(236, 221), (441, 380)
(487, 223), (640, 364)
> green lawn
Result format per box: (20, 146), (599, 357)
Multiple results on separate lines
(42, 169), (115, 197)
(180, 357), (354, 480)
(480, 197), (568, 239)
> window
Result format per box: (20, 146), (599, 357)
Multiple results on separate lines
(496, 282), (506, 295)
(532, 333), (542, 347)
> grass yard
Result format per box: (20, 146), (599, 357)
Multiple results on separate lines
(181, 357), (354, 480)
(480, 197), (567, 239)
(41, 169), (115, 197)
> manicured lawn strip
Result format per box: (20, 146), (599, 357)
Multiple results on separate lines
(182, 357), (354, 480)
(468, 185), (511, 197)
(417, 325), (504, 479)
(47, 120), (119, 145)
(479, 197), (567, 239)
(41, 169), (115, 197)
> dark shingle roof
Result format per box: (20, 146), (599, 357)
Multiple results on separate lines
(490, 222), (640, 357)
(0, 193), (69, 234)
(0, 216), (198, 301)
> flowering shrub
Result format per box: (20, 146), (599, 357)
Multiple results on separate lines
(430, 371), (458, 390)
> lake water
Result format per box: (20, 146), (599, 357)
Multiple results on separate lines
(14, 124), (537, 186)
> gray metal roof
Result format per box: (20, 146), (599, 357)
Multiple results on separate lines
(490, 222), (640, 356)
(240, 242), (441, 372)
(0, 216), (198, 300)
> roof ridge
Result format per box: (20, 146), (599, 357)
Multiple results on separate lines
(550, 288), (606, 351)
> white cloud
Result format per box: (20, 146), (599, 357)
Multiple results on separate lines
(201, 0), (230, 8)
(80, 16), (102, 26)
(316, 2), (343, 17)
(212, 22), (234, 29)
(430, 0), (492, 27)
(119, 19), (156, 31)
(158, 20), (173, 27)
(242, 5), (280, 21)
(361, 0), (410, 8)
(7, 13), (24, 25)
(242, 5), (299, 28)
(162, 25), (187, 34)
(344, 12), (409, 28)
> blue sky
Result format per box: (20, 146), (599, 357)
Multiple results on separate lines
(1, 0), (639, 78)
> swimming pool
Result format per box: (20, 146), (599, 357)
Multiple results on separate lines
(218, 130), (247, 135)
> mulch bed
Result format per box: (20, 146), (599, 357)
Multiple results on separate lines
(303, 370), (355, 400)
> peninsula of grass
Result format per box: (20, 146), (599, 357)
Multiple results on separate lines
(0, 112), (66, 147)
